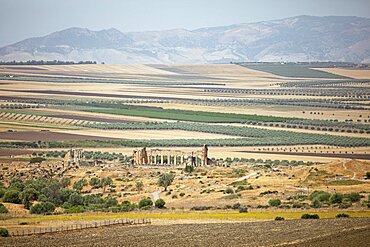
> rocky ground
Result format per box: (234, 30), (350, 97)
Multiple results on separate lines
(1, 218), (369, 247)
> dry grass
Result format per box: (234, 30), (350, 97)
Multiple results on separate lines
(313, 68), (370, 79)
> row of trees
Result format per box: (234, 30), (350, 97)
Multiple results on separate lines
(205, 88), (370, 98)
(33, 151), (130, 162)
(0, 104), (39, 109)
(0, 60), (97, 65)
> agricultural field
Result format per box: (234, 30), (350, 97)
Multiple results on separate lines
(0, 63), (369, 244)
(1, 218), (370, 247)
(0, 63), (369, 163)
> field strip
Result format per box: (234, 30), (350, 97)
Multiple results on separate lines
(0, 120), (80, 131)
(52, 129), (242, 140)
(3, 211), (369, 226)
(313, 68), (370, 79)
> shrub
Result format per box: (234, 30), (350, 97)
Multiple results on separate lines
(232, 203), (241, 209)
(3, 190), (21, 204)
(30, 202), (56, 214)
(20, 188), (39, 209)
(0, 203), (8, 214)
(310, 199), (321, 208)
(239, 206), (248, 213)
(30, 157), (46, 163)
(301, 213), (320, 219)
(135, 181), (144, 192)
(309, 190), (330, 202)
(225, 188), (234, 194)
(336, 213), (350, 218)
(155, 199), (166, 209)
(184, 165), (194, 174)
(344, 192), (361, 202)
(89, 177), (101, 187)
(68, 192), (84, 206)
(0, 228), (9, 237)
(0, 188), (6, 198)
(268, 198), (282, 207)
(121, 201), (136, 212)
(105, 198), (118, 207)
(138, 197), (153, 209)
(179, 192), (185, 197)
(329, 193), (343, 204)
(275, 216), (285, 221)
(64, 205), (85, 214)
(73, 179), (87, 191)
(190, 206), (212, 211)
(222, 194), (240, 199)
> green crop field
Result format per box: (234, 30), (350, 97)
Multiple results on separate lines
(73, 105), (298, 123)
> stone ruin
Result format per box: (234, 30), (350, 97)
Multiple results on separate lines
(132, 145), (211, 166)
(64, 148), (83, 167)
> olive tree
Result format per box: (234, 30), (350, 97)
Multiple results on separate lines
(158, 173), (175, 191)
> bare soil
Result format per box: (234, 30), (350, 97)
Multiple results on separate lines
(1, 218), (369, 247)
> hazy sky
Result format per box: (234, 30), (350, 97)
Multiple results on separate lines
(1, 0), (370, 46)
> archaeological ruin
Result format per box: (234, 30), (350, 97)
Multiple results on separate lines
(132, 145), (210, 166)
(64, 148), (83, 167)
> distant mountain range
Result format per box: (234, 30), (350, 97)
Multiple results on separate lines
(1, 15), (370, 64)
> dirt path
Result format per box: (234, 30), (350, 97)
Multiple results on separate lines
(1, 218), (369, 247)
(233, 172), (258, 182)
(151, 191), (161, 201)
(342, 160), (356, 179)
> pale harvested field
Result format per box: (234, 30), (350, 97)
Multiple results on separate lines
(170, 64), (293, 86)
(0, 80), (236, 101)
(55, 129), (241, 140)
(41, 64), (177, 75)
(313, 68), (370, 79)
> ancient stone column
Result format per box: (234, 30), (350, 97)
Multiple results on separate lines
(161, 154), (164, 165)
(202, 144), (208, 166)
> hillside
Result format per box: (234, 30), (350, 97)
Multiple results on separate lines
(1, 15), (370, 64)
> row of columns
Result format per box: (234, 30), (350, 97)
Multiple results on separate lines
(133, 145), (209, 166)
(143, 154), (205, 166)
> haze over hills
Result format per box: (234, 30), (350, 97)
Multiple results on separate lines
(1, 15), (370, 64)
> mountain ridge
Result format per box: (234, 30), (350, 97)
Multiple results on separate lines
(1, 15), (370, 64)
